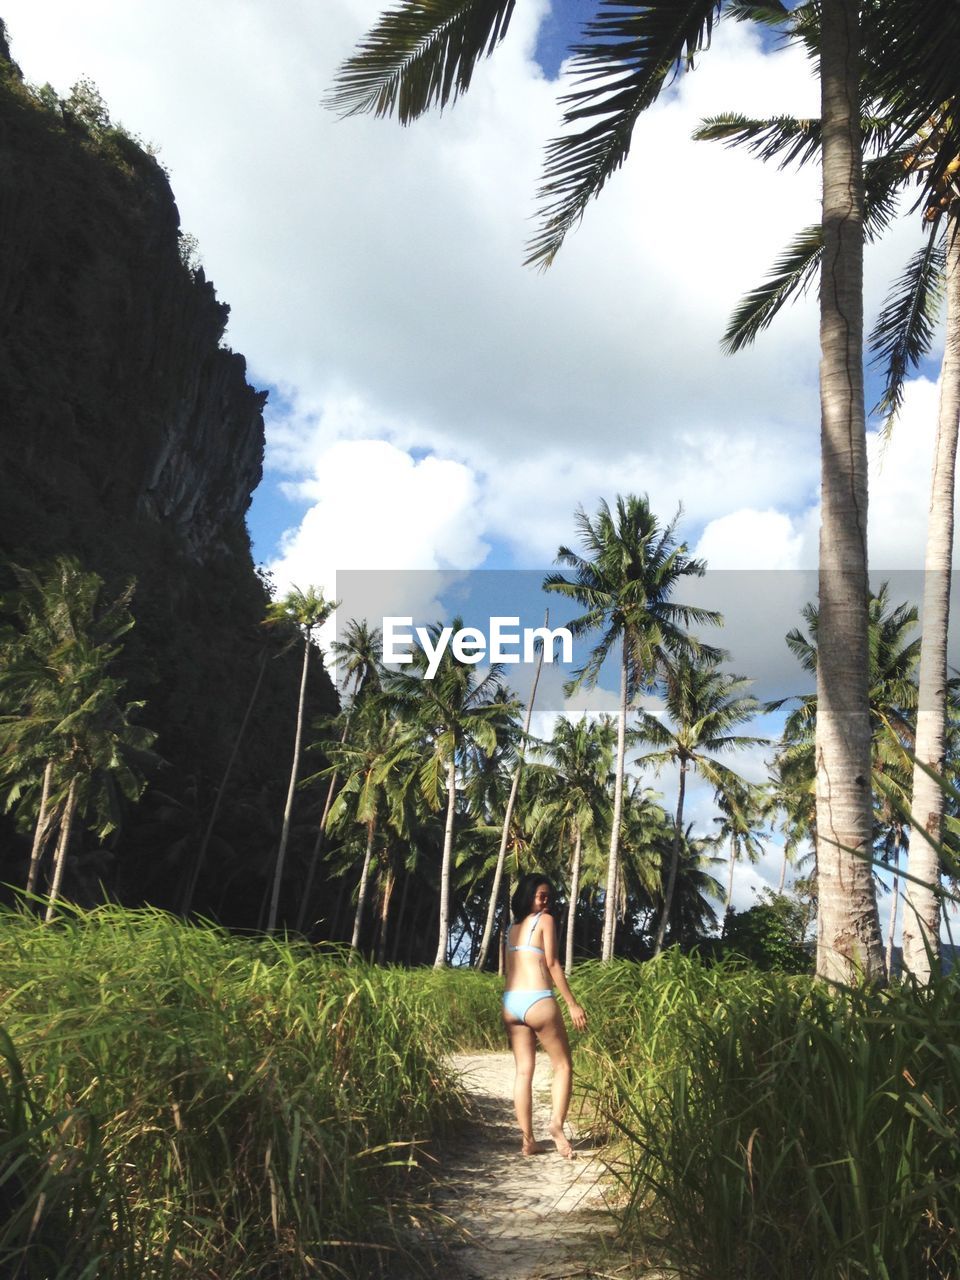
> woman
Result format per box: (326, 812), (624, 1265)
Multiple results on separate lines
(502, 873), (587, 1158)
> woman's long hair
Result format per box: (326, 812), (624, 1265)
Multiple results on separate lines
(511, 873), (556, 923)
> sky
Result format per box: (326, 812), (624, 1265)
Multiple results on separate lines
(3, 0), (953, 923)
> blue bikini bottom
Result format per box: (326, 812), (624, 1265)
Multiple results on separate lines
(503, 989), (554, 1024)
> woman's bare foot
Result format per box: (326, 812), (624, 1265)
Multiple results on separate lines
(521, 1136), (549, 1156)
(549, 1120), (575, 1159)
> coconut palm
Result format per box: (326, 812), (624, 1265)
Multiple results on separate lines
(616, 780), (673, 952)
(318, 697), (416, 955)
(0, 557), (155, 917)
(296, 619), (383, 934)
(714, 778), (769, 913)
(384, 618), (517, 967)
(529, 714), (616, 973)
(474, 616), (548, 971)
(693, 6), (960, 980)
(262, 584), (336, 934)
(775, 584), (924, 975)
(634, 653), (763, 955)
(545, 495), (721, 961)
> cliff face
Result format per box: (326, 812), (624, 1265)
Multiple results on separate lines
(0, 29), (337, 927)
(0, 43), (264, 560)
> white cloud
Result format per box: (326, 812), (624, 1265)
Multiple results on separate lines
(268, 437), (487, 589)
(695, 508), (809, 570)
(868, 377), (944, 569)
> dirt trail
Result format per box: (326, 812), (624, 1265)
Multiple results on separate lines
(434, 1051), (625, 1280)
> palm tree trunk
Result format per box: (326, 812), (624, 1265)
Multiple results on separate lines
(814, 0), (883, 983)
(885, 841), (901, 979)
(376, 860), (395, 965)
(182, 650), (268, 916)
(296, 710), (353, 934)
(267, 631), (312, 934)
(498, 874), (512, 976)
(778, 847), (788, 894)
(475, 618), (547, 969)
(390, 871), (410, 962)
(44, 775), (78, 923)
(654, 760), (687, 955)
(565, 824), (583, 977)
(601, 641), (629, 962)
(725, 838), (737, 913)
(350, 818), (377, 954)
(26, 760), (54, 896)
(433, 754), (459, 968)
(903, 214), (960, 982)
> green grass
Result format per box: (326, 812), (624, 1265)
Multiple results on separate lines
(8, 910), (954, 1279)
(0, 905), (495, 1278)
(573, 950), (960, 1279)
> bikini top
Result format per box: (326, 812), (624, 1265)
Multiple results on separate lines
(508, 911), (545, 955)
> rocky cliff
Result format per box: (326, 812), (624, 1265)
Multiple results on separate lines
(0, 25), (336, 927)
(0, 31), (263, 560)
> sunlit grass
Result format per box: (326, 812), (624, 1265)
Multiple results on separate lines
(5, 908), (955, 1278)
(574, 950), (960, 1279)
(0, 904), (482, 1278)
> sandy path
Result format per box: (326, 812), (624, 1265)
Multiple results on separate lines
(434, 1051), (623, 1280)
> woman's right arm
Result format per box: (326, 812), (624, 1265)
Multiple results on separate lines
(541, 916), (587, 1030)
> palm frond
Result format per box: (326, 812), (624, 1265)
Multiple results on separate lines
(694, 111), (821, 168)
(723, 224), (822, 353)
(724, 1), (790, 25)
(326, 0), (515, 121)
(862, 149), (910, 243)
(868, 224), (946, 429)
(527, 0), (723, 268)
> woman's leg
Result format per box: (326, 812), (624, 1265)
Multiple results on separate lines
(526, 1001), (574, 1157)
(505, 1020), (546, 1154)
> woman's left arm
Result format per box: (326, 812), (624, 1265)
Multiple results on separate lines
(541, 914), (587, 1031)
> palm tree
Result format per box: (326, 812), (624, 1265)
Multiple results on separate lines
(617, 780), (672, 952)
(474, 615), (547, 971)
(296, 619), (382, 934)
(775, 584), (922, 975)
(545, 495), (721, 961)
(530, 714), (616, 973)
(695, 45), (960, 982)
(384, 619), (517, 967)
(0, 558), (155, 917)
(319, 697), (415, 955)
(714, 778), (768, 913)
(634, 653), (763, 955)
(263, 585), (336, 934)
(660, 821), (726, 951)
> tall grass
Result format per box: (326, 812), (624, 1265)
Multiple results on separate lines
(573, 951), (960, 1279)
(0, 905), (485, 1278)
